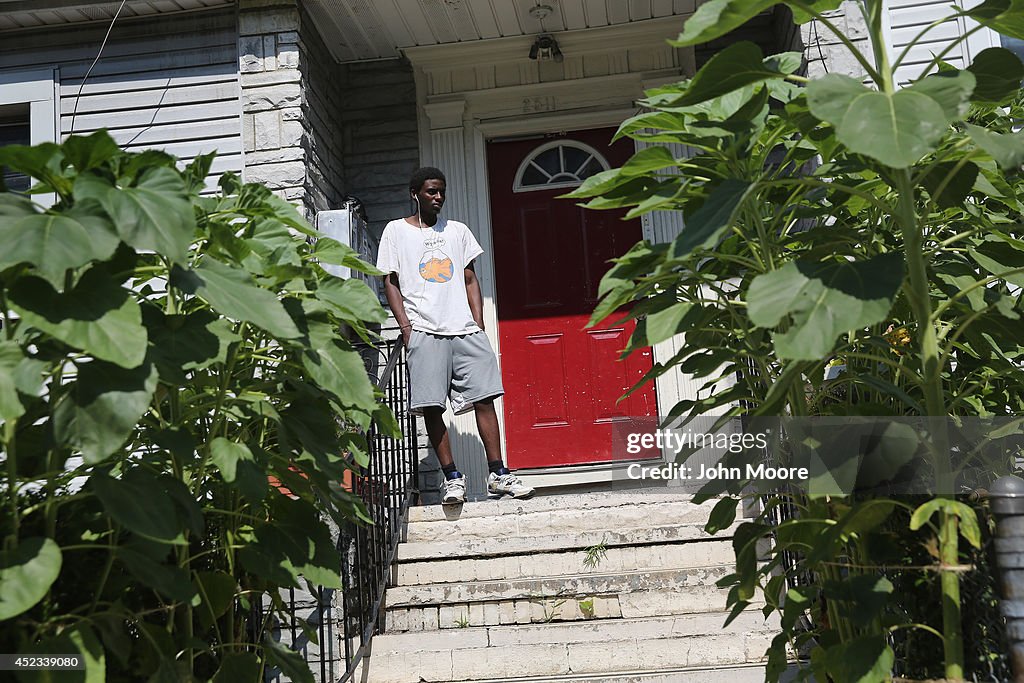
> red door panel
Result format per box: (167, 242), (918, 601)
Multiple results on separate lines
(487, 128), (658, 469)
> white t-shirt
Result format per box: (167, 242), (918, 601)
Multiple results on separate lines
(376, 217), (484, 335)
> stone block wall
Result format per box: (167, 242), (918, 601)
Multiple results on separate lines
(801, 0), (872, 78)
(239, 1), (305, 203)
(238, 0), (417, 233)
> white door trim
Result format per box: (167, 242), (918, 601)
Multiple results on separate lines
(408, 25), (692, 490)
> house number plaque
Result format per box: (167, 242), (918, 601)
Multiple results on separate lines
(522, 96), (556, 113)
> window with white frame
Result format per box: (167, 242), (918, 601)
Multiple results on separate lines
(0, 68), (57, 196)
(513, 141), (610, 192)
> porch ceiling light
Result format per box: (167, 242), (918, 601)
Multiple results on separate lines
(529, 34), (563, 62)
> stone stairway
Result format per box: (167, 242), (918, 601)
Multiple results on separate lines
(355, 492), (777, 683)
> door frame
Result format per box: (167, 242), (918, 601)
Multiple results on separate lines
(405, 22), (696, 488)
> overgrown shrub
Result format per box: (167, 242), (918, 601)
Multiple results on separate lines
(570, 0), (1024, 679)
(0, 131), (395, 681)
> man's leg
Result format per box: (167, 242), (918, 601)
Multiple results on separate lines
(474, 398), (502, 465)
(424, 406), (466, 504)
(423, 406), (454, 468)
(473, 399), (535, 499)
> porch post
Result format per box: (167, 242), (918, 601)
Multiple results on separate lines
(423, 100), (470, 222)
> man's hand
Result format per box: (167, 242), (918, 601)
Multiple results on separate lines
(465, 264), (485, 332)
(383, 272), (414, 347)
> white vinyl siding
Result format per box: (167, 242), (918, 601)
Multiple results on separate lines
(0, 7), (243, 188)
(885, 0), (992, 82)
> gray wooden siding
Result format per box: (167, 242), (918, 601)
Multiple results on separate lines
(337, 60), (419, 238)
(0, 7), (243, 186)
(299, 5), (347, 215)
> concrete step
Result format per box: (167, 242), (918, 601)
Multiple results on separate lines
(406, 492), (699, 524)
(396, 521), (738, 562)
(384, 582), (750, 632)
(405, 497), (721, 543)
(394, 538), (735, 586)
(448, 664), (769, 683)
(357, 630), (773, 683)
(374, 611), (777, 654)
(387, 565), (732, 609)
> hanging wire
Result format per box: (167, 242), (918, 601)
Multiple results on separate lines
(69, 0), (128, 135)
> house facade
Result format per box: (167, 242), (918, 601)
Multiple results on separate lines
(0, 0), (1008, 500)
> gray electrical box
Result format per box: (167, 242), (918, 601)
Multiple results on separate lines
(315, 202), (384, 301)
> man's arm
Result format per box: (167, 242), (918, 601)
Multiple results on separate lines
(464, 262), (485, 331)
(383, 272), (414, 346)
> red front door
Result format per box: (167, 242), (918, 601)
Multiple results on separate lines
(487, 128), (657, 469)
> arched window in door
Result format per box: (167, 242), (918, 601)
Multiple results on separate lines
(513, 140), (610, 192)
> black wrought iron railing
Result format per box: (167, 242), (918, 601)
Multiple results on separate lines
(261, 335), (419, 682)
(338, 335), (419, 680)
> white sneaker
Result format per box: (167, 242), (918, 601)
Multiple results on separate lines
(440, 473), (467, 505)
(487, 471), (535, 499)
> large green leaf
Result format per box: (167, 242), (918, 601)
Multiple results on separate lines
(665, 42), (799, 107)
(644, 302), (696, 346)
(0, 143), (67, 196)
(672, 0), (842, 45)
(97, 166), (196, 262)
(748, 253), (905, 360)
(9, 268), (147, 369)
(315, 277), (388, 326)
(172, 258), (301, 339)
(0, 342), (26, 422)
(920, 160), (979, 209)
(0, 203), (119, 290)
(816, 634), (894, 683)
(906, 71), (976, 121)
(144, 307), (239, 382)
(965, 123), (1024, 170)
(116, 546), (196, 603)
(0, 537), (62, 620)
(301, 342), (377, 412)
(194, 570), (237, 631)
(91, 469), (187, 544)
(967, 47), (1024, 102)
(807, 75), (952, 168)
(705, 497), (739, 534)
(238, 498), (342, 589)
(823, 574), (893, 626)
(213, 653), (261, 683)
(17, 623), (106, 683)
(672, 180), (752, 258)
(619, 145), (679, 176)
(209, 438), (255, 483)
(909, 498), (982, 548)
(264, 638), (314, 683)
(52, 361), (158, 464)
(672, 0), (774, 46)
(967, 0), (1024, 41)
(313, 237), (385, 276)
(63, 130), (120, 173)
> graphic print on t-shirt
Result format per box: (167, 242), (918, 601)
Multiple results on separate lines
(418, 233), (454, 283)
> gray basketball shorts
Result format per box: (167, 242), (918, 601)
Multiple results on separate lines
(406, 330), (504, 415)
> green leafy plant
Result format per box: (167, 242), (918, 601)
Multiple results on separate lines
(577, 598), (595, 619)
(454, 613), (470, 628)
(567, 0), (1024, 679)
(529, 596), (567, 623)
(0, 131), (397, 681)
(582, 540), (608, 570)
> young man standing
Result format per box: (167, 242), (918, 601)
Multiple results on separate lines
(376, 167), (534, 505)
